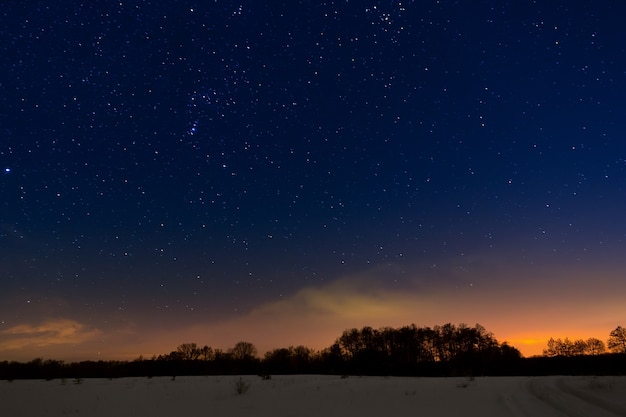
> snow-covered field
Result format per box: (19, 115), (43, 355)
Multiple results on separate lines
(1, 374), (625, 416)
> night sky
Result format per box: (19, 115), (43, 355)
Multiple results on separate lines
(2, 1), (626, 361)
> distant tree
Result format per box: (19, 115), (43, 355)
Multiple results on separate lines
(499, 342), (522, 360)
(572, 339), (588, 356)
(417, 326), (438, 363)
(176, 343), (201, 360)
(544, 337), (599, 357)
(337, 328), (363, 359)
(264, 347), (291, 371)
(394, 324), (420, 364)
(213, 348), (232, 361)
(318, 342), (344, 373)
(585, 338), (606, 355)
(543, 338), (578, 356)
(199, 345), (214, 361)
(608, 326), (626, 353)
(164, 350), (183, 361)
(561, 338), (576, 356)
(292, 345), (315, 369)
(229, 341), (257, 360)
(263, 345), (315, 373)
(543, 338), (559, 357)
(434, 323), (456, 362)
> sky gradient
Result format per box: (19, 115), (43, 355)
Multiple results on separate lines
(2, 1), (626, 361)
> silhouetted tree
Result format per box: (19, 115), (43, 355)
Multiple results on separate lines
(543, 337), (587, 357)
(292, 345), (315, 368)
(499, 342), (522, 360)
(543, 337), (602, 357)
(213, 348), (231, 361)
(572, 339), (588, 356)
(543, 338), (560, 357)
(585, 338), (606, 355)
(229, 341), (257, 361)
(263, 345), (315, 374)
(394, 324), (419, 364)
(331, 323), (511, 375)
(338, 328), (363, 359)
(318, 342), (344, 373)
(434, 323), (456, 362)
(417, 326), (438, 363)
(176, 343), (201, 360)
(199, 345), (214, 361)
(608, 326), (626, 353)
(264, 348), (291, 373)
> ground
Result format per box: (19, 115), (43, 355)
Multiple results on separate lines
(1, 375), (625, 416)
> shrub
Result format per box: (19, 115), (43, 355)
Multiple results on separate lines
(234, 377), (250, 395)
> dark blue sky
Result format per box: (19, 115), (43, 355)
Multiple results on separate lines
(2, 1), (626, 360)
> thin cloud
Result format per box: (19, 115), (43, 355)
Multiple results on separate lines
(157, 268), (456, 355)
(0, 318), (102, 351)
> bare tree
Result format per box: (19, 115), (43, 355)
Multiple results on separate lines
(229, 341), (257, 360)
(292, 345), (314, 363)
(176, 343), (201, 360)
(585, 338), (606, 355)
(543, 338), (560, 357)
(543, 337), (581, 356)
(199, 345), (214, 361)
(608, 326), (626, 353)
(338, 328), (363, 358)
(572, 339), (588, 356)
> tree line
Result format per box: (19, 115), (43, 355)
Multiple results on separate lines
(542, 326), (626, 357)
(161, 323), (522, 376)
(1, 322), (625, 380)
(514, 325), (626, 376)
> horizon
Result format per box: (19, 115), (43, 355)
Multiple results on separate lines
(0, 321), (616, 363)
(2, 258), (623, 362)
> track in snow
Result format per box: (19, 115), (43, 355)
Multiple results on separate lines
(525, 376), (626, 417)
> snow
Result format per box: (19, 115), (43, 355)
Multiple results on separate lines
(1, 375), (625, 416)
